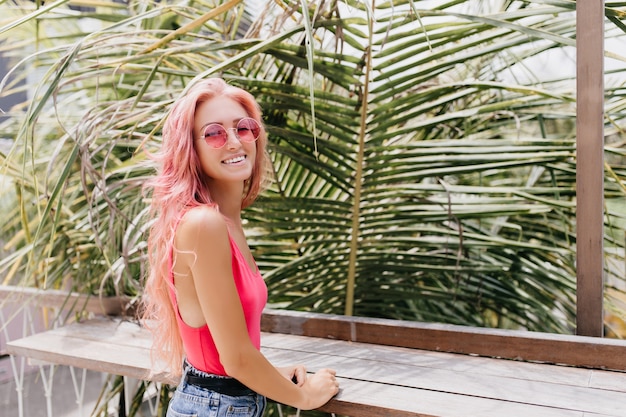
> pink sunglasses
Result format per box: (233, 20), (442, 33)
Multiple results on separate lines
(198, 117), (261, 149)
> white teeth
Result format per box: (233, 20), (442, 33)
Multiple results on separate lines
(223, 155), (245, 164)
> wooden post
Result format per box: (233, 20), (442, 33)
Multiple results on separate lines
(576, 0), (605, 337)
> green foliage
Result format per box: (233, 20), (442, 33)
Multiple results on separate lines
(0, 0), (625, 336)
(2, 1), (626, 415)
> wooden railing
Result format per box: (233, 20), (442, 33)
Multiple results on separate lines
(3, 285), (626, 417)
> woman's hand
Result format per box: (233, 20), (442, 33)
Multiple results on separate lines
(299, 368), (340, 410)
(277, 365), (339, 409)
(277, 365), (307, 387)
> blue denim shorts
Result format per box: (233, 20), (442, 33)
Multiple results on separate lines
(167, 362), (266, 417)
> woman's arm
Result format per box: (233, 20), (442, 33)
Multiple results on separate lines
(175, 207), (338, 410)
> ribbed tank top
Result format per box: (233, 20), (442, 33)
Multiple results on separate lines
(168, 228), (267, 375)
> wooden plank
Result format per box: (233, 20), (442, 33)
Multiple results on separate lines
(43, 317), (153, 349)
(261, 334), (626, 416)
(589, 369), (626, 392)
(318, 379), (588, 417)
(5, 318), (172, 383)
(261, 309), (626, 370)
(575, 0), (605, 336)
(7, 317), (626, 417)
(7, 330), (157, 379)
(261, 333), (597, 388)
(8, 332), (156, 379)
(5, 326), (584, 417)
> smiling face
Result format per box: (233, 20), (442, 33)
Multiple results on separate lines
(194, 96), (258, 188)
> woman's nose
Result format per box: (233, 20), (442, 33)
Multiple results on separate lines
(225, 128), (241, 149)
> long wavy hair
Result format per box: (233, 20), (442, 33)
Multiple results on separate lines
(141, 78), (270, 378)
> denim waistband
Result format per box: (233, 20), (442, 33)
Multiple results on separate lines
(183, 360), (255, 397)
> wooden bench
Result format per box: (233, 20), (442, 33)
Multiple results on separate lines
(6, 307), (626, 417)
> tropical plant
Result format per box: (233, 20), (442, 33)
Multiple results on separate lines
(1, 0), (625, 414)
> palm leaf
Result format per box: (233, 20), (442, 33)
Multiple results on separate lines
(0, 0), (624, 336)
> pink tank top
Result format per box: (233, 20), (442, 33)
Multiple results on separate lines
(168, 229), (267, 375)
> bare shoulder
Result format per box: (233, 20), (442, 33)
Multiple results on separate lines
(176, 205), (228, 249)
(179, 205), (224, 230)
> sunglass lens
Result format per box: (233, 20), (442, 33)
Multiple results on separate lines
(203, 125), (228, 148)
(237, 118), (260, 142)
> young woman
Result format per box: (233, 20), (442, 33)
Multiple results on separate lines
(142, 78), (339, 417)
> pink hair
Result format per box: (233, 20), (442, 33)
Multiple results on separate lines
(141, 78), (270, 378)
